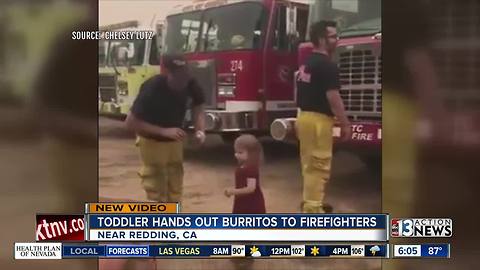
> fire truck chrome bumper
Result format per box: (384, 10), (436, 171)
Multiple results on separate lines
(270, 118), (382, 145)
(270, 118), (297, 141)
(204, 111), (259, 132)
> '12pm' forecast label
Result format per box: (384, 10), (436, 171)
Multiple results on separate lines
(391, 218), (452, 237)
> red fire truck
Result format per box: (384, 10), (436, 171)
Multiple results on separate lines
(163, 0), (381, 150)
(163, 0), (309, 142)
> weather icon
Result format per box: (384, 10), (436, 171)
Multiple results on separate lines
(310, 246), (320, 256)
(250, 246), (261, 257)
(252, 251), (261, 257)
(370, 245), (380, 256)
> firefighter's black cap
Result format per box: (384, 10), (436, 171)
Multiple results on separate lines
(162, 54), (187, 72)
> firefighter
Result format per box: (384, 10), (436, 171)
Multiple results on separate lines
(295, 21), (351, 213)
(126, 54), (206, 204)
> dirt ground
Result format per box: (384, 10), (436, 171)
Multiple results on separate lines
(98, 117), (382, 270)
(1, 113), (476, 270)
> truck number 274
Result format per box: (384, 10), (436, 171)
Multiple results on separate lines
(230, 60), (243, 72)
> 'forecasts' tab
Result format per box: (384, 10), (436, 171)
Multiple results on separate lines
(106, 245), (149, 257)
(86, 203), (178, 214)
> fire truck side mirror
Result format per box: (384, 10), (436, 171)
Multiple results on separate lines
(286, 5), (301, 52)
(286, 5), (297, 37)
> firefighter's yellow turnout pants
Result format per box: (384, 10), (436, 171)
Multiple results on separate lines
(136, 136), (184, 203)
(296, 111), (334, 213)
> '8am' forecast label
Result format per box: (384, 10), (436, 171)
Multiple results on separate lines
(391, 218), (452, 237)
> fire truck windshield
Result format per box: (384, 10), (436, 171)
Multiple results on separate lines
(339, 17), (381, 38)
(308, 0), (381, 38)
(165, 2), (266, 54)
(165, 10), (202, 53)
(105, 39), (146, 67)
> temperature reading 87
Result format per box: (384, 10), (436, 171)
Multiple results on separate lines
(428, 246), (442, 255)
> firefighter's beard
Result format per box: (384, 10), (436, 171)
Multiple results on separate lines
(326, 39), (337, 56)
(317, 39), (336, 57)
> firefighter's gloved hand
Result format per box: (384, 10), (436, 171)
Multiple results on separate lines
(195, 130), (206, 145)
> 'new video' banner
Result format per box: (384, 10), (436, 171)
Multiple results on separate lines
(86, 214), (388, 242)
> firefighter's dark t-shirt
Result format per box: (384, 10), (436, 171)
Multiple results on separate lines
(296, 52), (340, 116)
(131, 74), (205, 141)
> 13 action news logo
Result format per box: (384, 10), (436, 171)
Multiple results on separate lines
(391, 218), (452, 237)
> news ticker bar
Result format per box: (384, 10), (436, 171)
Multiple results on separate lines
(15, 243), (388, 259)
(14, 243), (451, 259)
